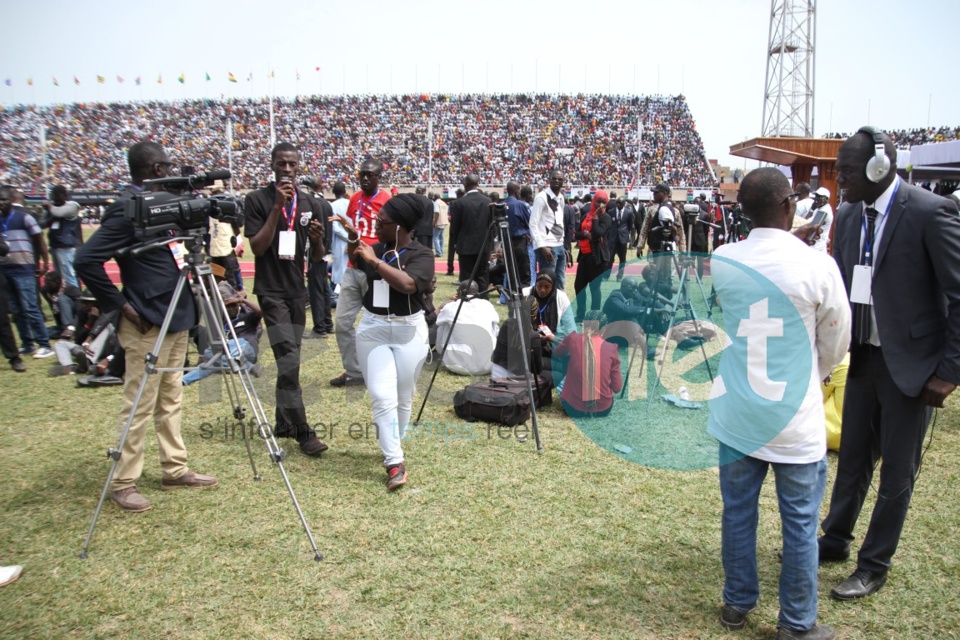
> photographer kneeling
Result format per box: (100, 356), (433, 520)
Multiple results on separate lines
(75, 141), (217, 513)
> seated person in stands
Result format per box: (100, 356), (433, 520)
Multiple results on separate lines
(182, 290), (263, 385)
(435, 280), (499, 376)
(491, 316), (544, 380)
(553, 310), (622, 417)
(527, 271), (576, 382)
(41, 270), (82, 339)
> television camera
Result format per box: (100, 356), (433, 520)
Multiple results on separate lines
(124, 169), (242, 238)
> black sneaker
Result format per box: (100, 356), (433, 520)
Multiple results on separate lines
(303, 330), (328, 340)
(386, 463), (407, 491)
(720, 604), (755, 631)
(329, 372), (364, 387)
(11, 359), (26, 373)
(18, 345), (36, 355)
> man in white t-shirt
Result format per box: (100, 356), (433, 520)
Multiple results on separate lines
(708, 168), (849, 639)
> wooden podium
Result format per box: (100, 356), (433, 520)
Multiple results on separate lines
(730, 137), (844, 210)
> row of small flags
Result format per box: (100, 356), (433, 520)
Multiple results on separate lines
(4, 68), (322, 87)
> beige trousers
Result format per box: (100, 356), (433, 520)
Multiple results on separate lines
(110, 320), (189, 490)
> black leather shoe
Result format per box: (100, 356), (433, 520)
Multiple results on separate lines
(300, 435), (330, 457)
(775, 624), (836, 639)
(831, 569), (888, 601)
(817, 537), (851, 563)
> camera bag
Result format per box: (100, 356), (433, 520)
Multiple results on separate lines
(453, 375), (552, 426)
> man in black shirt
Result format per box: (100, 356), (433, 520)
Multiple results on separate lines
(244, 142), (330, 456)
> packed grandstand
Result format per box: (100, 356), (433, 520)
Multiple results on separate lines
(823, 126), (960, 149)
(0, 93), (715, 191)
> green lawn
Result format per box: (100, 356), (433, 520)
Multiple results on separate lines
(1, 269), (959, 639)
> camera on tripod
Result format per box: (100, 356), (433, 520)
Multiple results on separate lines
(682, 203), (701, 226)
(489, 201), (508, 222)
(124, 169), (242, 237)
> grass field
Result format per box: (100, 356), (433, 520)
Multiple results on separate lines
(1, 266), (959, 639)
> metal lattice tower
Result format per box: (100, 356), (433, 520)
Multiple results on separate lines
(761, 0), (816, 137)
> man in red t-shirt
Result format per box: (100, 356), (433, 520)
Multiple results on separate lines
(330, 158), (391, 386)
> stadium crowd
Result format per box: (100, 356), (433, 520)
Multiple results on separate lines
(0, 93), (714, 191)
(823, 126), (960, 149)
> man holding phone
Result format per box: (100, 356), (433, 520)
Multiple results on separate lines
(808, 187), (834, 253)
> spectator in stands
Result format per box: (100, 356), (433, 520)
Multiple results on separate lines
(0, 185), (54, 359)
(39, 185), (83, 287)
(435, 280), (499, 376)
(554, 310), (622, 417)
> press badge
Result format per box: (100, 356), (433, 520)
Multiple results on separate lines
(169, 241), (186, 270)
(373, 279), (390, 308)
(278, 230), (296, 260)
(850, 265), (872, 304)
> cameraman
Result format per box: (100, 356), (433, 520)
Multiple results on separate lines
(636, 183), (685, 286)
(75, 141), (218, 513)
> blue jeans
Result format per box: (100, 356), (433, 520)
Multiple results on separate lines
(536, 245), (566, 290)
(4, 270), (51, 350)
(182, 338), (256, 385)
(53, 247), (78, 288)
(433, 227), (445, 257)
(719, 443), (826, 632)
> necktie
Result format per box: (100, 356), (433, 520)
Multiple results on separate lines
(853, 207), (879, 345)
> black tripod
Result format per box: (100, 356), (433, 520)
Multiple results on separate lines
(80, 230), (324, 561)
(415, 203), (543, 453)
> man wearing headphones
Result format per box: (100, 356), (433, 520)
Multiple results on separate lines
(819, 128), (960, 600)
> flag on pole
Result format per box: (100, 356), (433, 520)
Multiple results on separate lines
(296, 70), (301, 80)
(269, 70), (275, 79)
(228, 72), (238, 83)
(246, 72), (252, 81)
(3, 79), (9, 87)
(135, 76), (141, 86)
(205, 72), (211, 81)
(26, 78), (33, 86)
(178, 74), (185, 84)
(74, 76), (80, 85)
(53, 77), (59, 87)
(97, 75), (105, 84)
(117, 75), (125, 83)
(315, 66), (321, 72)
(157, 75), (163, 84)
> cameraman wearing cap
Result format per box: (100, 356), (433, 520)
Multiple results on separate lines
(75, 141), (218, 513)
(636, 183), (686, 287)
(244, 142), (330, 458)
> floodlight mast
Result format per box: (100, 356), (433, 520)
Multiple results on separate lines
(761, 0), (816, 138)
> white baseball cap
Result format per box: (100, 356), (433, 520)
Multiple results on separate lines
(814, 187), (830, 198)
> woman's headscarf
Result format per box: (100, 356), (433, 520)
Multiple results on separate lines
(530, 271), (559, 331)
(579, 189), (610, 255)
(382, 193), (425, 231)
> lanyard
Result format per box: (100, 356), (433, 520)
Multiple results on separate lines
(283, 189), (299, 231)
(538, 303), (549, 324)
(861, 180), (899, 264)
(383, 247), (408, 266)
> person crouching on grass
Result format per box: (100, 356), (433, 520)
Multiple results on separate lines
(342, 194), (434, 490)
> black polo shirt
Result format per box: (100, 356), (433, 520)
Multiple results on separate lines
(244, 184), (331, 299)
(360, 240), (435, 316)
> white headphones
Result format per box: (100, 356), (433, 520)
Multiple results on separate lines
(858, 126), (891, 183)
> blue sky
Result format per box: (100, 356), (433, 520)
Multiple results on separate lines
(1, 0), (956, 171)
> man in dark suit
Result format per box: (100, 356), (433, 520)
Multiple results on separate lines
(820, 127), (960, 600)
(611, 196), (635, 281)
(75, 141), (218, 513)
(448, 174), (492, 290)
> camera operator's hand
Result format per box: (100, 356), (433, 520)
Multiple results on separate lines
(122, 302), (150, 334)
(922, 374), (957, 408)
(538, 247), (555, 265)
(274, 177), (295, 210)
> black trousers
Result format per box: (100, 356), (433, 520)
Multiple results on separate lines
(508, 236), (532, 291)
(613, 240), (628, 279)
(458, 254), (490, 291)
(259, 294), (316, 443)
(307, 260), (334, 334)
(0, 272), (20, 363)
(416, 234), (433, 251)
(820, 344), (932, 573)
(574, 255), (606, 321)
(447, 238), (456, 275)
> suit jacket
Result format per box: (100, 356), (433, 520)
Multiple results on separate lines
(449, 191), (493, 255)
(75, 186), (197, 333)
(834, 180), (960, 396)
(614, 204), (636, 244)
